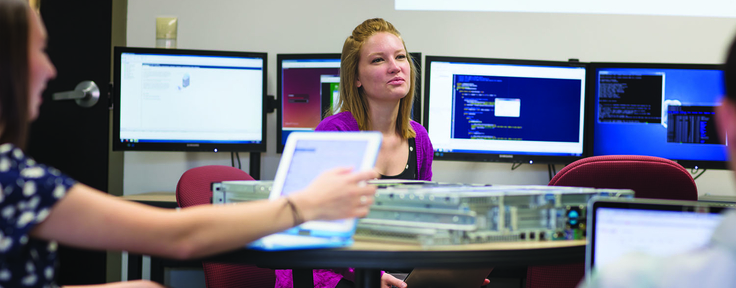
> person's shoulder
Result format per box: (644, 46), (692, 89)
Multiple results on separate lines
(410, 121), (428, 137)
(316, 111), (358, 131)
(325, 111), (355, 123)
(0, 143), (75, 186)
(0, 143), (27, 171)
(0, 143), (20, 156)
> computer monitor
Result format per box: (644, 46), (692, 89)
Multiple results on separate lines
(424, 56), (588, 164)
(276, 53), (423, 153)
(112, 47), (267, 152)
(588, 63), (727, 169)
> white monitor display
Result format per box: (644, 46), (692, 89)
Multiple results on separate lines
(113, 47), (267, 152)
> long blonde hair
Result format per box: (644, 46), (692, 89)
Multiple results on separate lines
(336, 18), (417, 139)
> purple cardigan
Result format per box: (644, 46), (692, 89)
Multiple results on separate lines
(314, 111), (433, 181)
(274, 111), (434, 288)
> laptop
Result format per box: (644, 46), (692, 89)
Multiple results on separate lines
(248, 131), (382, 251)
(585, 197), (732, 277)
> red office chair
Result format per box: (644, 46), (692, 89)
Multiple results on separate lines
(176, 165), (275, 288)
(548, 155), (698, 200)
(526, 155), (698, 288)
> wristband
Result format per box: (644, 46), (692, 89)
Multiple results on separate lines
(285, 197), (304, 226)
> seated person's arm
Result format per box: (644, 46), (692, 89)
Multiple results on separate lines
(30, 167), (377, 260)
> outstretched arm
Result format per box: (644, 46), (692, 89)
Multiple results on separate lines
(31, 167), (377, 260)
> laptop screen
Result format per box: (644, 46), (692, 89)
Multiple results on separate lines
(590, 203), (726, 271)
(280, 139), (368, 197)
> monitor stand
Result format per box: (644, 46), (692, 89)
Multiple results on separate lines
(249, 152), (261, 180)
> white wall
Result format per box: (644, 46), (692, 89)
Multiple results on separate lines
(125, 0), (736, 196)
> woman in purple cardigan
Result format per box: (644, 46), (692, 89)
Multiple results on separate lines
(275, 18), (426, 288)
(318, 18), (432, 182)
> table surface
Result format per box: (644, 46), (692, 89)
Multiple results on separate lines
(698, 194), (736, 203)
(122, 192), (176, 202)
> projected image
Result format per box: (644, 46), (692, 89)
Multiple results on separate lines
(395, 0), (736, 18)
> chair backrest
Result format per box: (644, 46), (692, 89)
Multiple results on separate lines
(549, 155), (698, 201)
(176, 165), (255, 208)
(176, 165), (274, 288)
(526, 155), (698, 288)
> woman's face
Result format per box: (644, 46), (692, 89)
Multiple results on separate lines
(27, 9), (56, 121)
(356, 32), (410, 104)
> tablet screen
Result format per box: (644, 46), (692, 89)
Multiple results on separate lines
(280, 139), (368, 197)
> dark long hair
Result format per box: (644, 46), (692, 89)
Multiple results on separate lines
(0, 0), (30, 149)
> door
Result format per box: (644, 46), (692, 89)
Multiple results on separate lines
(27, 0), (112, 285)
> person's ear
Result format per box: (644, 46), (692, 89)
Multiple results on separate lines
(356, 78), (362, 88)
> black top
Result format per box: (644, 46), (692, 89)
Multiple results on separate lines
(380, 138), (418, 180)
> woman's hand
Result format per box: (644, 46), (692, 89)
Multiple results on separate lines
(381, 273), (407, 288)
(289, 167), (378, 222)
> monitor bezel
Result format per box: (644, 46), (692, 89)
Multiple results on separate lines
(586, 62), (727, 169)
(276, 52), (423, 153)
(410, 52), (423, 125)
(423, 55), (589, 165)
(112, 46), (268, 152)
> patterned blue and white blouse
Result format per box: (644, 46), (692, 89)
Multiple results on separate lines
(0, 144), (76, 288)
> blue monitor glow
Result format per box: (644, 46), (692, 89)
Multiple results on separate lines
(589, 63), (727, 169)
(277, 53), (423, 153)
(113, 47), (267, 152)
(424, 56), (588, 164)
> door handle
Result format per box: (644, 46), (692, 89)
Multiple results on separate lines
(52, 80), (99, 108)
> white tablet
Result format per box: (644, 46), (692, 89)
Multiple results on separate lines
(271, 131), (382, 236)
